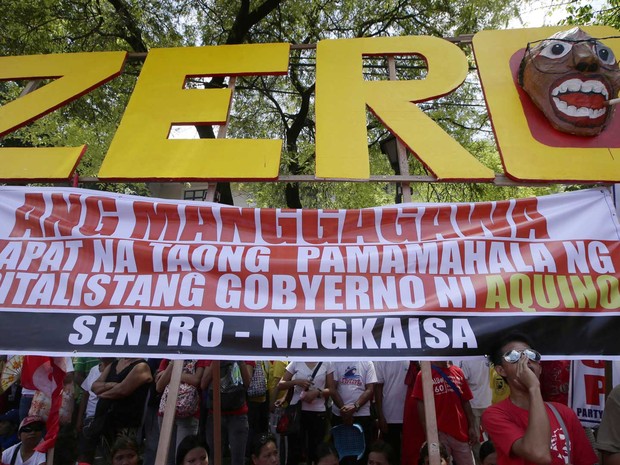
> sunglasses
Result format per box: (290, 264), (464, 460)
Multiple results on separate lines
(502, 348), (541, 364)
(20, 425), (43, 433)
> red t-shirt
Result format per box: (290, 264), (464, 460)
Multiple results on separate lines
(412, 364), (473, 442)
(482, 399), (598, 465)
(539, 361), (570, 405)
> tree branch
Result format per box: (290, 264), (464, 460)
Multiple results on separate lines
(106, 0), (148, 52)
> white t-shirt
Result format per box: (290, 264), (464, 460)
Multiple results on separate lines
(456, 359), (492, 409)
(286, 362), (332, 412)
(81, 364), (102, 418)
(1, 443), (47, 465)
(374, 360), (409, 424)
(330, 361), (377, 417)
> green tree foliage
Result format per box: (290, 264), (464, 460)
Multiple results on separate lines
(0, 0), (557, 206)
(0, 0), (198, 193)
(563, 0), (620, 28)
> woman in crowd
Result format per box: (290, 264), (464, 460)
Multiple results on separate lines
(92, 358), (153, 442)
(176, 435), (209, 465)
(111, 436), (141, 465)
(277, 361), (331, 465)
(251, 433), (279, 465)
(156, 359), (205, 465)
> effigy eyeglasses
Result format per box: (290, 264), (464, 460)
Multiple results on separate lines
(521, 36), (620, 74)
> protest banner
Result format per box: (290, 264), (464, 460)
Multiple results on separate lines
(569, 360), (607, 428)
(0, 186), (618, 360)
(569, 360), (620, 428)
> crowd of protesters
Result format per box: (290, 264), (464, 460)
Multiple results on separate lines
(0, 338), (618, 465)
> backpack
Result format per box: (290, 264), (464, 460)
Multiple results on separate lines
(207, 361), (246, 411)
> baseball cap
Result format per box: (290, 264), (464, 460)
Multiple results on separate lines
(18, 415), (45, 432)
(0, 409), (19, 424)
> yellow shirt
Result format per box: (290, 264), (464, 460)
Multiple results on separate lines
(490, 366), (510, 404)
(268, 360), (288, 404)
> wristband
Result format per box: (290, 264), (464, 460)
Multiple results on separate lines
(354, 401), (360, 411)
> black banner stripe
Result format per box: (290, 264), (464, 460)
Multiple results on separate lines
(2, 310), (618, 359)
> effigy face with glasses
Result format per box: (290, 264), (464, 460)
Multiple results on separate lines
(518, 27), (620, 136)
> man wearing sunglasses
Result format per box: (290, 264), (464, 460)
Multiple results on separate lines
(1, 415), (46, 465)
(481, 332), (597, 465)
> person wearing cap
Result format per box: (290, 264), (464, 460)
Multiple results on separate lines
(482, 332), (597, 465)
(0, 409), (19, 452)
(1, 415), (46, 465)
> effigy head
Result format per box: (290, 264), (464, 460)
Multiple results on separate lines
(519, 27), (620, 136)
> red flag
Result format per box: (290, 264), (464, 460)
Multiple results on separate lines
(21, 356), (67, 452)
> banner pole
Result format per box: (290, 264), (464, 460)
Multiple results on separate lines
(420, 361), (441, 465)
(155, 359), (184, 465)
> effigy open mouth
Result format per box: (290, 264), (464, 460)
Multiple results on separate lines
(550, 75), (610, 126)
